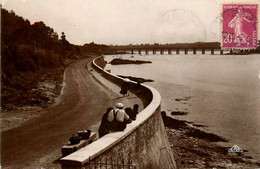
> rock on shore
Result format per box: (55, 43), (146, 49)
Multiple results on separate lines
(117, 75), (154, 83)
(161, 112), (260, 168)
(109, 58), (152, 65)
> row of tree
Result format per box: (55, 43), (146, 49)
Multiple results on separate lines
(1, 8), (76, 69)
(1, 8), (82, 107)
(1, 7), (112, 108)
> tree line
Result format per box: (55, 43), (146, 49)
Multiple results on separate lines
(1, 8), (110, 108)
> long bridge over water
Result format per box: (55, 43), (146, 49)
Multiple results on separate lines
(109, 42), (247, 55)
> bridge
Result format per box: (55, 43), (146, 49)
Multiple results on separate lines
(110, 42), (228, 55)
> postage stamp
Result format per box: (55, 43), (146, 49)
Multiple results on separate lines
(221, 4), (258, 49)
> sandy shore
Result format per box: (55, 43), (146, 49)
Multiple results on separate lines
(150, 81), (260, 168)
(105, 54), (260, 163)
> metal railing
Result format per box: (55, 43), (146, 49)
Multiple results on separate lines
(85, 157), (136, 169)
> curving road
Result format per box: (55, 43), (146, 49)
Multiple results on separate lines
(1, 57), (115, 168)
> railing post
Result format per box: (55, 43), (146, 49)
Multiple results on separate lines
(111, 157), (114, 169)
(89, 156), (91, 169)
(94, 159), (97, 169)
(106, 157), (108, 169)
(128, 158), (131, 169)
(122, 158), (125, 169)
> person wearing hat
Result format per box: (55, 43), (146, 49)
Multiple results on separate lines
(107, 103), (131, 131)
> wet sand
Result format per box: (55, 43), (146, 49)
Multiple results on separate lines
(149, 80), (260, 162)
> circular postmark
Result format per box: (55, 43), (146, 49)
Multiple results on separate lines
(151, 9), (206, 43)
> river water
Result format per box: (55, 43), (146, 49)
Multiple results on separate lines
(104, 53), (260, 161)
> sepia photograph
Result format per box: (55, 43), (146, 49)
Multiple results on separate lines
(1, 0), (260, 168)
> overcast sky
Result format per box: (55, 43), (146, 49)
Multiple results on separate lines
(2, 0), (260, 45)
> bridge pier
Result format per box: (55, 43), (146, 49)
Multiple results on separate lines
(185, 49), (188, 54)
(245, 49), (249, 53)
(176, 49), (179, 54)
(160, 49), (164, 55)
(202, 49), (205, 54)
(138, 49), (141, 55)
(131, 50), (134, 54)
(168, 49), (172, 54)
(193, 49), (196, 54)
(153, 49), (156, 54)
(145, 50), (149, 55)
(211, 49), (214, 55)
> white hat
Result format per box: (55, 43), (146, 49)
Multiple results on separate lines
(124, 78), (130, 82)
(116, 103), (124, 108)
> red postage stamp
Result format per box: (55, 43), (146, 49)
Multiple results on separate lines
(221, 4), (258, 49)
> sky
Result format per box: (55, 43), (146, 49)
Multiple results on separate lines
(2, 0), (260, 45)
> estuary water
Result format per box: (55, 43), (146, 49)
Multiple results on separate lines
(104, 53), (260, 161)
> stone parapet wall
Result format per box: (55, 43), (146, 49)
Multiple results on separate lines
(60, 56), (176, 169)
(92, 56), (152, 107)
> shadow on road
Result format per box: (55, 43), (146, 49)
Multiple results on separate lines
(113, 96), (125, 100)
(126, 96), (138, 99)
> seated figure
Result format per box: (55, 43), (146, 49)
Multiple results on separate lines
(107, 103), (132, 131)
(98, 107), (113, 138)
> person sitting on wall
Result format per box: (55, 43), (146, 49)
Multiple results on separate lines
(125, 104), (139, 121)
(133, 104), (139, 115)
(107, 103), (132, 131)
(125, 107), (136, 121)
(98, 107), (113, 138)
(120, 78), (130, 97)
(134, 82), (141, 96)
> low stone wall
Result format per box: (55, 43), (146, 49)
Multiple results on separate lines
(60, 56), (176, 169)
(91, 56), (152, 107)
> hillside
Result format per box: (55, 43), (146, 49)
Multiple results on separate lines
(1, 8), (109, 109)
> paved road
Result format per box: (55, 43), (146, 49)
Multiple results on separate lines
(1, 58), (115, 168)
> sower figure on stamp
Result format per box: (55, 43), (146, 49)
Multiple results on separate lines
(228, 7), (253, 46)
(107, 103), (132, 131)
